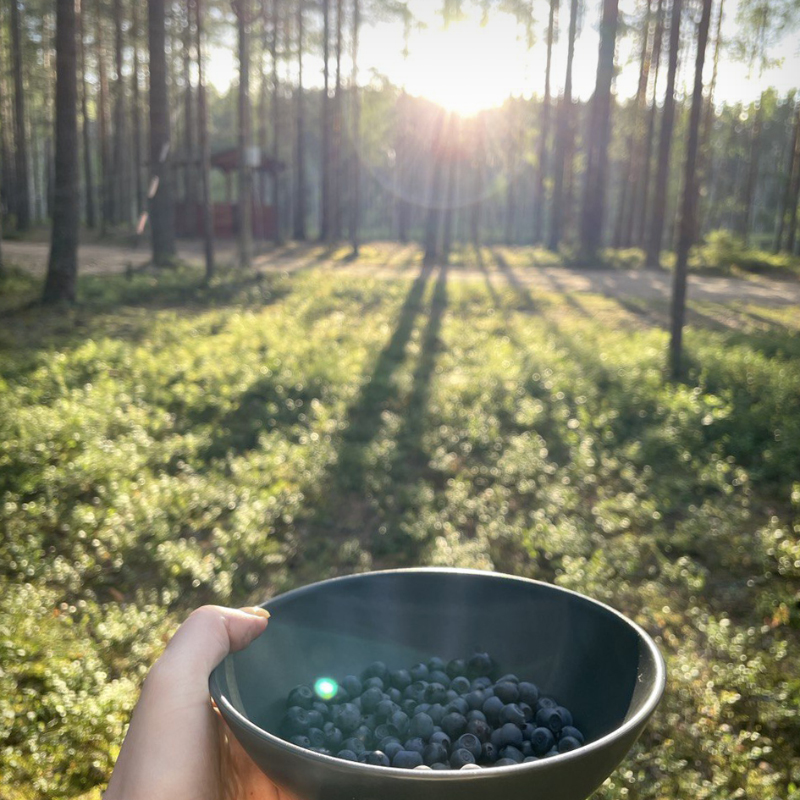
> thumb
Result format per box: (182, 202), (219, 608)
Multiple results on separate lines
(160, 605), (271, 680)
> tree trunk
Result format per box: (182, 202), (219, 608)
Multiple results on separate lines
(183, 10), (197, 236)
(10, 0), (30, 230)
(293, 0), (306, 241)
(579, 0), (620, 257)
(645, 0), (682, 268)
(237, 0), (253, 265)
(424, 111), (447, 267)
(787, 147), (800, 254)
(775, 104), (800, 253)
(333, 0), (344, 240)
(113, 0), (126, 225)
(547, 0), (578, 251)
(669, 0), (712, 379)
(131, 0), (144, 218)
(442, 117), (459, 263)
(270, 0), (282, 244)
(470, 115), (486, 250)
(96, 4), (112, 233)
(43, 0), (79, 304)
(350, 0), (361, 256)
(194, 0), (214, 277)
(77, 0), (96, 228)
(320, 0), (331, 242)
(739, 95), (764, 246)
(533, 0), (558, 244)
(148, 0), (176, 265)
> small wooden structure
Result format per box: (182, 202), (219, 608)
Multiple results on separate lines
(175, 147), (282, 240)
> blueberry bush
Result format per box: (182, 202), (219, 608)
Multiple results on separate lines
(1, 263), (799, 798)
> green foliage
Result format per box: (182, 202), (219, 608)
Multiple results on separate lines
(692, 229), (800, 277)
(1, 266), (799, 798)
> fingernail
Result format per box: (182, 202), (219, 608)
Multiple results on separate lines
(241, 606), (271, 621)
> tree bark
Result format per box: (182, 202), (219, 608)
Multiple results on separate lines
(237, 0), (253, 265)
(270, 0), (282, 244)
(77, 0), (96, 228)
(148, 0), (176, 265)
(113, 0), (127, 224)
(470, 115), (486, 250)
(533, 0), (558, 244)
(547, 0), (578, 251)
(775, 103), (800, 253)
(333, 0), (344, 240)
(183, 10), (197, 236)
(350, 0), (361, 256)
(131, 0), (144, 217)
(193, 0), (214, 277)
(442, 117), (459, 263)
(10, 0), (30, 230)
(579, 0), (620, 258)
(739, 95), (764, 246)
(645, 0), (682, 267)
(424, 111), (448, 266)
(43, 0), (79, 304)
(320, 0), (331, 242)
(670, 0), (712, 379)
(96, 3), (112, 233)
(293, 0), (306, 241)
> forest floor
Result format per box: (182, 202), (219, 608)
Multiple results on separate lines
(5, 238), (800, 307)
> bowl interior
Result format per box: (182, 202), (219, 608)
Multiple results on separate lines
(216, 570), (660, 748)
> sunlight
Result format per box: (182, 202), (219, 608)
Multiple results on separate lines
(402, 17), (531, 116)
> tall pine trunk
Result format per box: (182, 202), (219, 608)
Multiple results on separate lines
(548, 0), (578, 251)
(645, 0), (682, 267)
(470, 115), (486, 249)
(442, 117), (459, 263)
(424, 111), (448, 267)
(533, 0), (557, 244)
(78, 0), (96, 228)
(320, 0), (331, 241)
(96, 4), (112, 233)
(739, 94), (764, 245)
(131, 0), (144, 217)
(293, 1), (306, 241)
(579, 0), (620, 258)
(237, 0), (253, 265)
(148, 0), (176, 265)
(113, 0), (126, 225)
(194, 0), (214, 277)
(350, 0), (361, 256)
(183, 11), (196, 236)
(43, 0), (79, 304)
(670, 0), (712, 379)
(10, 0), (29, 230)
(270, 0), (282, 244)
(333, 0), (344, 240)
(775, 104), (800, 253)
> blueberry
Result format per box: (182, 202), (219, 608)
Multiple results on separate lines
(353, 725), (373, 745)
(466, 709), (487, 723)
(482, 695), (504, 723)
(461, 763), (482, 770)
(416, 703), (431, 714)
(518, 681), (539, 706)
(283, 707), (310, 735)
(519, 702), (534, 722)
(289, 734), (311, 748)
(499, 704), (526, 726)
(466, 719), (491, 742)
(490, 727), (504, 749)
(544, 747), (559, 758)
(362, 714), (379, 731)
(497, 673), (519, 684)
(388, 688), (402, 704)
(401, 699), (418, 716)
(390, 669), (411, 690)
(558, 736), (581, 753)
(471, 676), (492, 690)
(536, 696), (558, 712)
(465, 690), (486, 711)
(287, 685), (314, 710)
(383, 740), (404, 760)
(423, 742), (448, 765)
(414, 764), (433, 770)
(467, 652), (493, 679)
(499, 745), (524, 763)
(498, 722), (523, 747)
(307, 727), (325, 747)
(440, 712), (467, 739)
(337, 748), (358, 761)
(523, 756), (539, 763)
(494, 681), (520, 704)
(361, 687), (384, 713)
(429, 730), (451, 748)
(404, 737), (426, 755)
(521, 740), (534, 757)
(393, 750), (424, 769)
(521, 723), (536, 741)
(536, 707), (564, 734)
(409, 712), (434, 740)
(450, 748), (476, 769)
(323, 723), (343, 750)
(555, 706), (573, 727)
(530, 726), (555, 756)
(494, 758), (518, 766)
(312, 701), (330, 718)
(481, 742), (498, 763)
(450, 676), (471, 695)
(362, 661), (389, 682)
(446, 697), (469, 716)
(404, 681), (427, 703)
(364, 676), (385, 691)
(410, 663), (429, 682)
(374, 723), (400, 741)
(455, 733), (482, 759)
(560, 726), (584, 744)
(430, 762), (450, 769)
(446, 658), (467, 679)
(364, 750), (391, 766)
(428, 657), (447, 672)
(341, 676), (362, 698)
(306, 710), (325, 729)
(429, 670), (451, 687)
(377, 699), (397, 720)
(425, 683), (448, 705)
(427, 703), (445, 724)
(341, 737), (366, 754)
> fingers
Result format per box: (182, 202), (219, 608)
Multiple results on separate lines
(158, 605), (270, 681)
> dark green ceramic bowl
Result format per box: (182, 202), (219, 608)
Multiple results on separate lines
(210, 568), (665, 800)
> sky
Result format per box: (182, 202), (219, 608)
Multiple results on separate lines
(208, 0), (800, 110)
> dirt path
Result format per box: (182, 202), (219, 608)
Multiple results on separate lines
(6, 239), (800, 307)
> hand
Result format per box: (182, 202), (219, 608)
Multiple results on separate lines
(105, 605), (297, 800)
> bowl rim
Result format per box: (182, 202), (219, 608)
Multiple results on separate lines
(210, 567), (666, 781)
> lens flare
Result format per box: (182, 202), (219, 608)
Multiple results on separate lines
(314, 677), (339, 701)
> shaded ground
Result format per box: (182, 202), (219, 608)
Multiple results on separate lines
(5, 238), (800, 307)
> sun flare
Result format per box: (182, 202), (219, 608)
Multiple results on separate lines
(402, 18), (529, 116)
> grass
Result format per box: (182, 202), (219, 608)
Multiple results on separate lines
(1, 261), (800, 799)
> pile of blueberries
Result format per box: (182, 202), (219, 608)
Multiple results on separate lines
(280, 652), (585, 770)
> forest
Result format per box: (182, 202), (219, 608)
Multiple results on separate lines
(1, 0), (800, 798)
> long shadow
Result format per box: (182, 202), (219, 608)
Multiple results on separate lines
(490, 248), (539, 312)
(537, 270), (592, 318)
(474, 245), (502, 309)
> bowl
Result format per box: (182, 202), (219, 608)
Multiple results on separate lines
(210, 568), (665, 800)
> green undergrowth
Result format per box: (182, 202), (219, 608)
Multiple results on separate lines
(1, 264), (799, 798)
